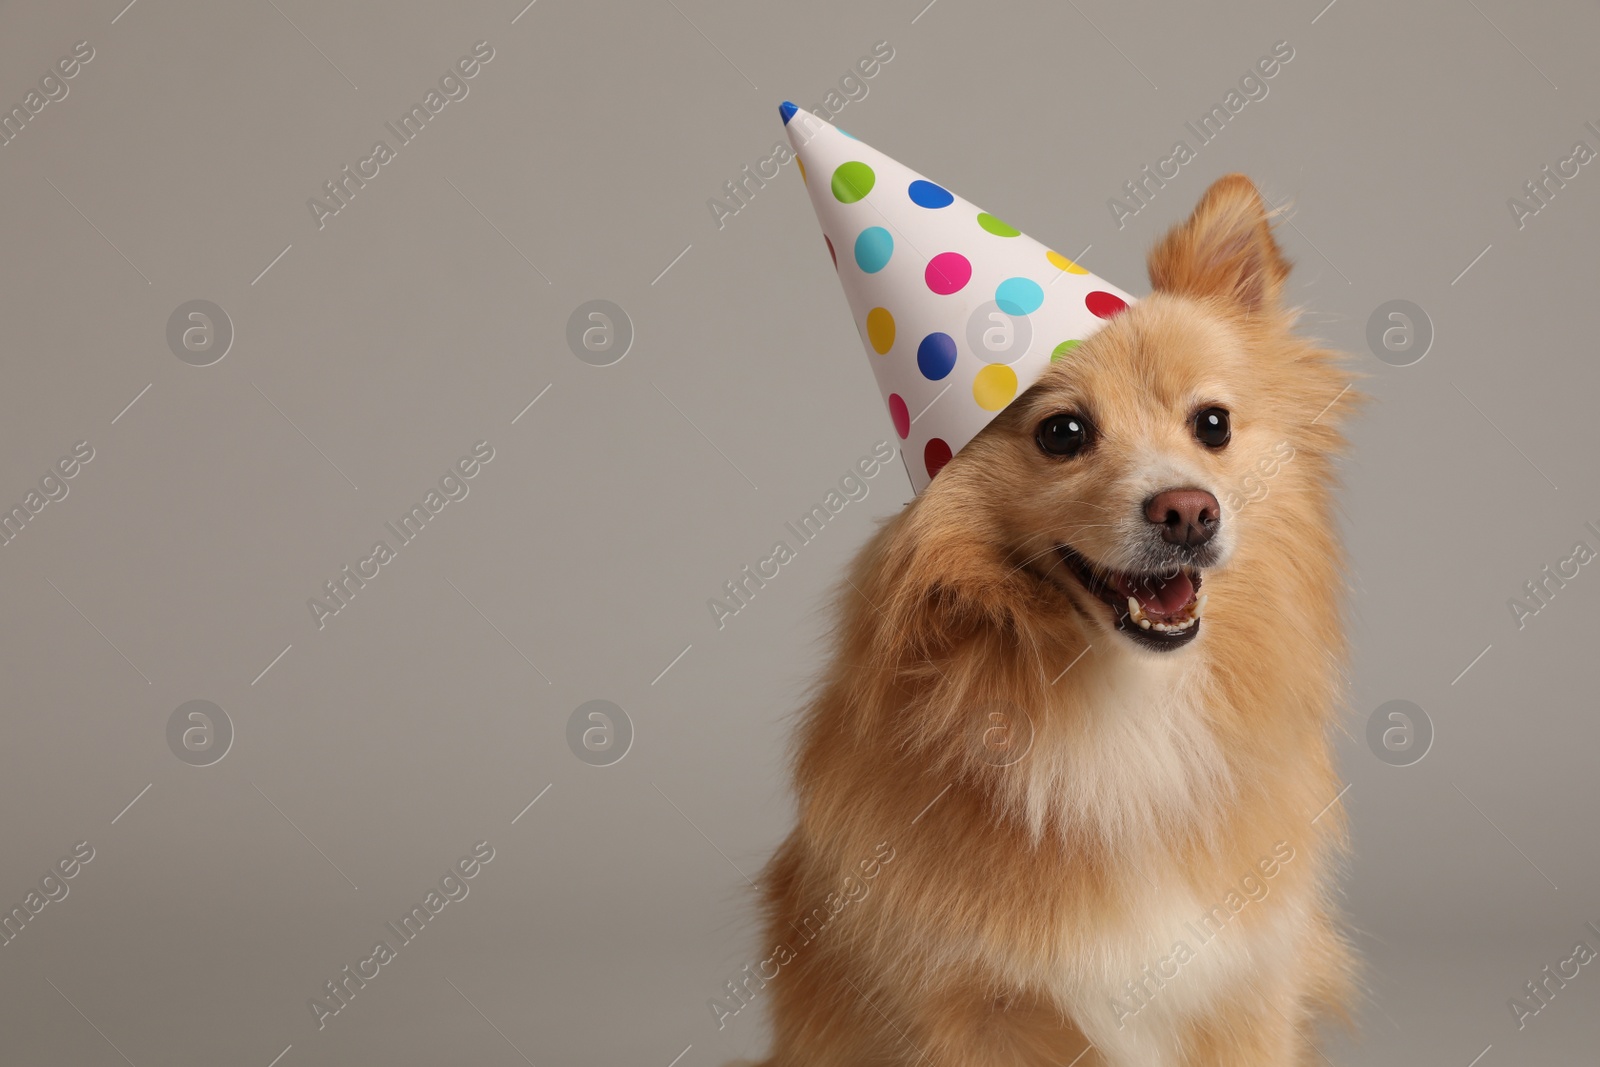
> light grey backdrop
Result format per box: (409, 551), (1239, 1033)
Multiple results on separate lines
(1, 0), (1596, 1064)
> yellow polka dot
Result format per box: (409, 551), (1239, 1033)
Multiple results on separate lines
(972, 364), (1017, 411)
(797, 157), (807, 184)
(1047, 249), (1088, 274)
(866, 307), (895, 354)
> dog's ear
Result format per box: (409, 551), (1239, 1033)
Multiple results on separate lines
(1147, 174), (1288, 313)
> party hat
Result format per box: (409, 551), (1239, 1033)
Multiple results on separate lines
(779, 101), (1136, 492)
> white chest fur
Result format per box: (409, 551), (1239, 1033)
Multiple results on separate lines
(1008, 649), (1304, 1066)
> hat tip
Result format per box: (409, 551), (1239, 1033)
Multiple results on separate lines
(778, 100), (799, 125)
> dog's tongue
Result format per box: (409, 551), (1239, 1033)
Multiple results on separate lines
(1127, 571), (1195, 616)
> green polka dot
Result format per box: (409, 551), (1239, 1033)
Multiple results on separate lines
(977, 213), (1021, 237)
(1051, 340), (1081, 361)
(831, 162), (876, 203)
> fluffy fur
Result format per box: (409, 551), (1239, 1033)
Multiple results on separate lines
(746, 175), (1360, 1067)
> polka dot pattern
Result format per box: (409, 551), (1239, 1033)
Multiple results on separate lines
(917, 332), (957, 381)
(831, 161), (875, 203)
(854, 227), (893, 273)
(977, 213), (1021, 237)
(925, 252), (971, 295)
(972, 364), (1017, 411)
(1086, 291), (1128, 318)
(778, 109), (1136, 490)
(888, 393), (910, 439)
(995, 277), (1044, 316)
(866, 307), (895, 354)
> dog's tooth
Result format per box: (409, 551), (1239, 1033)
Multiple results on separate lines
(1139, 619), (1152, 630)
(1127, 596), (1141, 619)
(1194, 594), (1208, 618)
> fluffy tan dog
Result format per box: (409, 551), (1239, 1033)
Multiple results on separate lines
(747, 175), (1359, 1067)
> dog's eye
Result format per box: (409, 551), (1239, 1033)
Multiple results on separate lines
(1036, 413), (1092, 458)
(1194, 407), (1231, 448)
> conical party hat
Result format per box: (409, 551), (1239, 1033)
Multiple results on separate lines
(779, 102), (1136, 493)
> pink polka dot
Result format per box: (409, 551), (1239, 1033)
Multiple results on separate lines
(1086, 291), (1128, 319)
(924, 437), (953, 480)
(888, 393), (910, 439)
(924, 253), (971, 295)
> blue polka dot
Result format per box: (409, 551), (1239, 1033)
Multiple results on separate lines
(917, 332), (958, 381)
(908, 180), (954, 208)
(995, 277), (1044, 316)
(854, 227), (894, 273)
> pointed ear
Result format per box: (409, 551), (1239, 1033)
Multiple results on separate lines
(1147, 174), (1289, 313)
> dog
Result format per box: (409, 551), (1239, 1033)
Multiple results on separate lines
(747, 174), (1358, 1067)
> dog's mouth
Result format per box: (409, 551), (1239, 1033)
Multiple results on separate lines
(1055, 545), (1207, 651)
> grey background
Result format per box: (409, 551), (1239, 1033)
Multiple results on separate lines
(0, 0), (1595, 1064)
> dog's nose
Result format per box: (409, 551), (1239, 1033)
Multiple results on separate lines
(1145, 489), (1220, 547)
